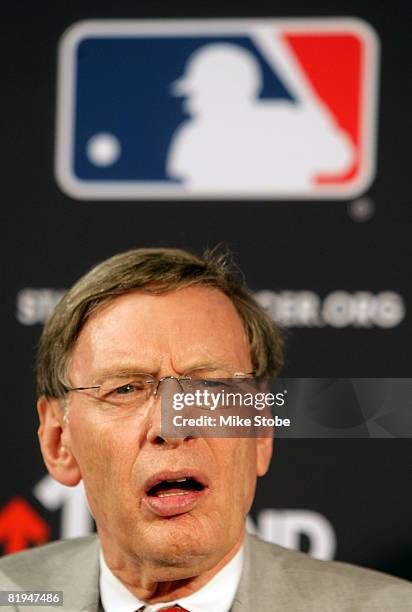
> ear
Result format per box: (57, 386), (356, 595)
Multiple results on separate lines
(256, 436), (273, 477)
(37, 396), (81, 486)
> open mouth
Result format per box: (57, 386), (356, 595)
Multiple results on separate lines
(143, 472), (208, 517)
(147, 477), (205, 498)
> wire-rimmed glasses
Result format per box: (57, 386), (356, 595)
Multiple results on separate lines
(63, 370), (257, 410)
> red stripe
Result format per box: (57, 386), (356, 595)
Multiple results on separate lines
(284, 32), (363, 185)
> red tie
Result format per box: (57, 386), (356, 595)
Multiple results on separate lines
(136, 604), (189, 611)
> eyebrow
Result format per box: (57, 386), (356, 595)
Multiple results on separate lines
(89, 366), (154, 383)
(181, 360), (231, 374)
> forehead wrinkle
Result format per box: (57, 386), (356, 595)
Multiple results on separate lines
(70, 286), (252, 384)
(85, 359), (239, 384)
(175, 359), (233, 375)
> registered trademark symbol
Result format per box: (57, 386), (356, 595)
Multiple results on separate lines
(348, 197), (375, 222)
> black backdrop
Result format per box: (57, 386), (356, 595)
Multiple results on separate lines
(1, 1), (411, 582)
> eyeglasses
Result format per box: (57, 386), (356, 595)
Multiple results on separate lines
(64, 370), (256, 410)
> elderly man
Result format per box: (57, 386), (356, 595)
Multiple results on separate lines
(0, 247), (411, 611)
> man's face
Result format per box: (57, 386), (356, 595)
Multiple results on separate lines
(52, 286), (272, 574)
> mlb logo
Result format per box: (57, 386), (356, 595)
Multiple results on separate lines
(56, 19), (379, 200)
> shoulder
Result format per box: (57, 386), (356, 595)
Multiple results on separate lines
(0, 535), (100, 589)
(241, 534), (412, 611)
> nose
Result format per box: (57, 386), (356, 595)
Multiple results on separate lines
(145, 378), (189, 447)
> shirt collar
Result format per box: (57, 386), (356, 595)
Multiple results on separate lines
(99, 543), (244, 612)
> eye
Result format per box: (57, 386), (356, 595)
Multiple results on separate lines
(199, 379), (237, 392)
(115, 383), (136, 395)
(201, 379), (224, 388)
(114, 381), (146, 395)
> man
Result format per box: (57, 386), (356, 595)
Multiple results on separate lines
(0, 247), (410, 611)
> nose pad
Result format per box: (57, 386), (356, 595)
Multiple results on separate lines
(152, 379), (161, 397)
(153, 376), (187, 398)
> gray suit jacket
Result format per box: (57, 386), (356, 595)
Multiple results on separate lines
(0, 534), (410, 611)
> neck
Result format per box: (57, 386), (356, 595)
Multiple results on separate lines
(99, 530), (244, 604)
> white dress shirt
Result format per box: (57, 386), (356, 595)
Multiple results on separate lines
(99, 544), (244, 612)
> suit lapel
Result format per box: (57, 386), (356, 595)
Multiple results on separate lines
(230, 533), (252, 612)
(230, 532), (283, 612)
(16, 536), (101, 612)
(64, 536), (101, 612)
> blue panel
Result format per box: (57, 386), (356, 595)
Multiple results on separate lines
(74, 36), (294, 181)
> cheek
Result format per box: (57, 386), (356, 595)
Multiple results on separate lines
(67, 408), (138, 496)
(219, 440), (258, 511)
(240, 444), (259, 509)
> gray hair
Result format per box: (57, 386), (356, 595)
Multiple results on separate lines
(36, 247), (284, 398)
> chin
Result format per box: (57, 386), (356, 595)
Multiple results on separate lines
(135, 519), (224, 568)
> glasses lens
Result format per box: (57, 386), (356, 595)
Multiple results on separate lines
(98, 374), (156, 407)
(181, 376), (245, 395)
